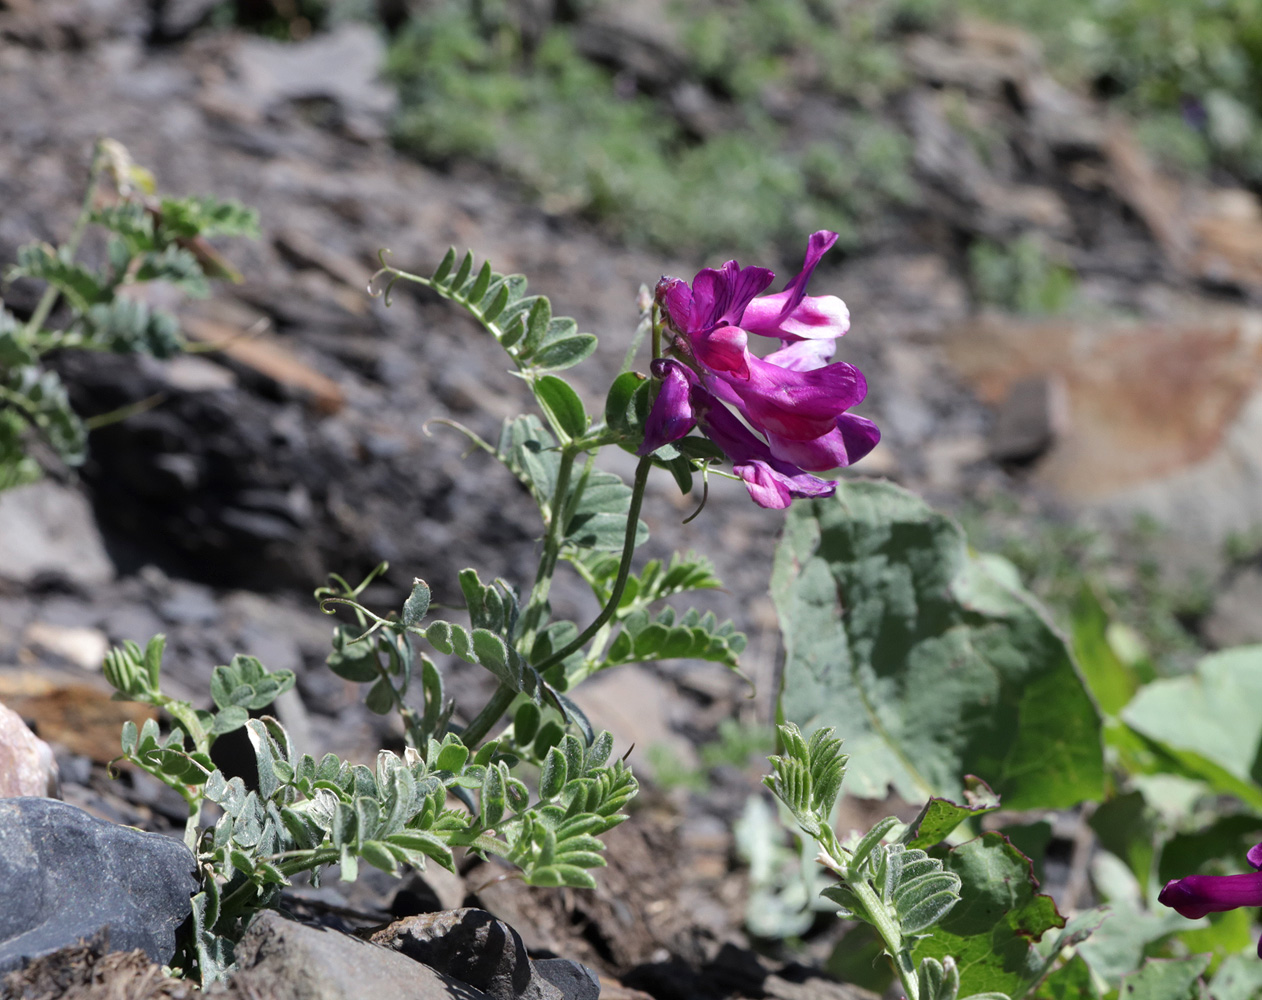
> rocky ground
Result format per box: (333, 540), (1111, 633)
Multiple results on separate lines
(5, 0), (1262, 997)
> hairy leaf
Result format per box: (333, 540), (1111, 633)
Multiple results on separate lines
(772, 484), (1104, 809)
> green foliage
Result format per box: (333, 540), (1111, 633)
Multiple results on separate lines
(105, 620), (638, 983)
(911, 833), (1064, 997)
(771, 482), (1104, 809)
(958, 0), (1262, 183)
(763, 722), (1087, 1000)
(1120, 646), (1262, 810)
(384, 3), (920, 256)
(969, 235), (1078, 316)
(0, 140), (256, 488)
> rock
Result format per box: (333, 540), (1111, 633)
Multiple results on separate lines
(1204, 568), (1262, 649)
(0, 702), (58, 798)
(391, 867), (468, 917)
(0, 671), (156, 764)
(22, 621), (110, 671)
(0, 480), (115, 588)
(987, 375), (1069, 464)
(1, 938), (199, 1000)
(368, 908), (599, 1000)
(534, 959), (601, 1000)
(152, 0), (219, 39)
(157, 580), (220, 626)
(944, 309), (1262, 540)
(0, 797), (197, 973)
(223, 23), (396, 138)
(567, 665), (695, 783)
(224, 909), (489, 1000)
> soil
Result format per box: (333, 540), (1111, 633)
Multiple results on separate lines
(1, 1), (1259, 997)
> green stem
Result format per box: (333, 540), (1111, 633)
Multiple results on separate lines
(24, 140), (106, 337)
(850, 878), (918, 1000)
(460, 683), (518, 748)
(182, 798), (201, 853)
(534, 454), (652, 674)
(518, 449), (576, 651)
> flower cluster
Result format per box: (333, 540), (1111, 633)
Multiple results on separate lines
(1159, 841), (1262, 955)
(638, 231), (878, 508)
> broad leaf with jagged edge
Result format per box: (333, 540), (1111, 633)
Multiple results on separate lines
(403, 248), (597, 372)
(912, 833), (1065, 999)
(901, 777), (1001, 851)
(771, 482), (1104, 810)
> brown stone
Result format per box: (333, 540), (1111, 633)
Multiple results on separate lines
(945, 309), (1262, 498)
(0, 671), (155, 765)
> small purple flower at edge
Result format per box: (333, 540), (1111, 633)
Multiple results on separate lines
(638, 231), (879, 509)
(1159, 842), (1262, 956)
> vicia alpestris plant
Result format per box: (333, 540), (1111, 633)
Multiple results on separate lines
(102, 230), (880, 983)
(0, 138), (258, 489)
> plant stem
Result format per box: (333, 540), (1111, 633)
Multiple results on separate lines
(460, 683), (518, 748)
(849, 878), (918, 1000)
(534, 454), (652, 673)
(24, 140), (105, 337)
(518, 449), (576, 652)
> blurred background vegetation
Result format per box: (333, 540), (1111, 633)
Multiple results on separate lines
(212, 0), (1262, 262)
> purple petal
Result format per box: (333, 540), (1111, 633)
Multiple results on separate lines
(733, 460), (836, 508)
(690, 261), (775, 332)
(763, 337), (837, 372)
(694, 324), (750, 378)
(836, 413), (881, 464)
(657, 276), (694, 334)
(1159, 872), (1262, 919)
(1249, 843), (1262, 870)
(740, 231), (848, 341)
(637, 360), (696, 456)
(736, 358), (868, 440)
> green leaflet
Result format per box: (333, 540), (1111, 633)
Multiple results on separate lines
(1121, 646), (1262, 807)
(417, 248), (597, 372)
(912, 833), (1064, 999)
(771, 483), (1104, 810)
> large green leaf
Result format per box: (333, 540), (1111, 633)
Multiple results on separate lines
(911, 832), (1064, 998)
(771, 483), (1104, 809)
(1116, 956), (1210, 1000)
(1122, 646), (1262, 803)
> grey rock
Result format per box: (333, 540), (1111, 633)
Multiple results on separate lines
(153, 0), (220, 39)
(0, 481), (114, 588)
(0, 797), (197, 973)
(534, 958), (601, 1000)
(1204, 568), (1262, 649)
(221, 909), (488, 1000)
(369, 908), (600, 1000)
(227, 24), (396, 136)
(987, 375), (1069, 464)
(158, 580), (220, 626)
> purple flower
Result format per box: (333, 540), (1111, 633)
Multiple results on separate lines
(1159, 842), (1262, 955)
(638, 231), (878, 508)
